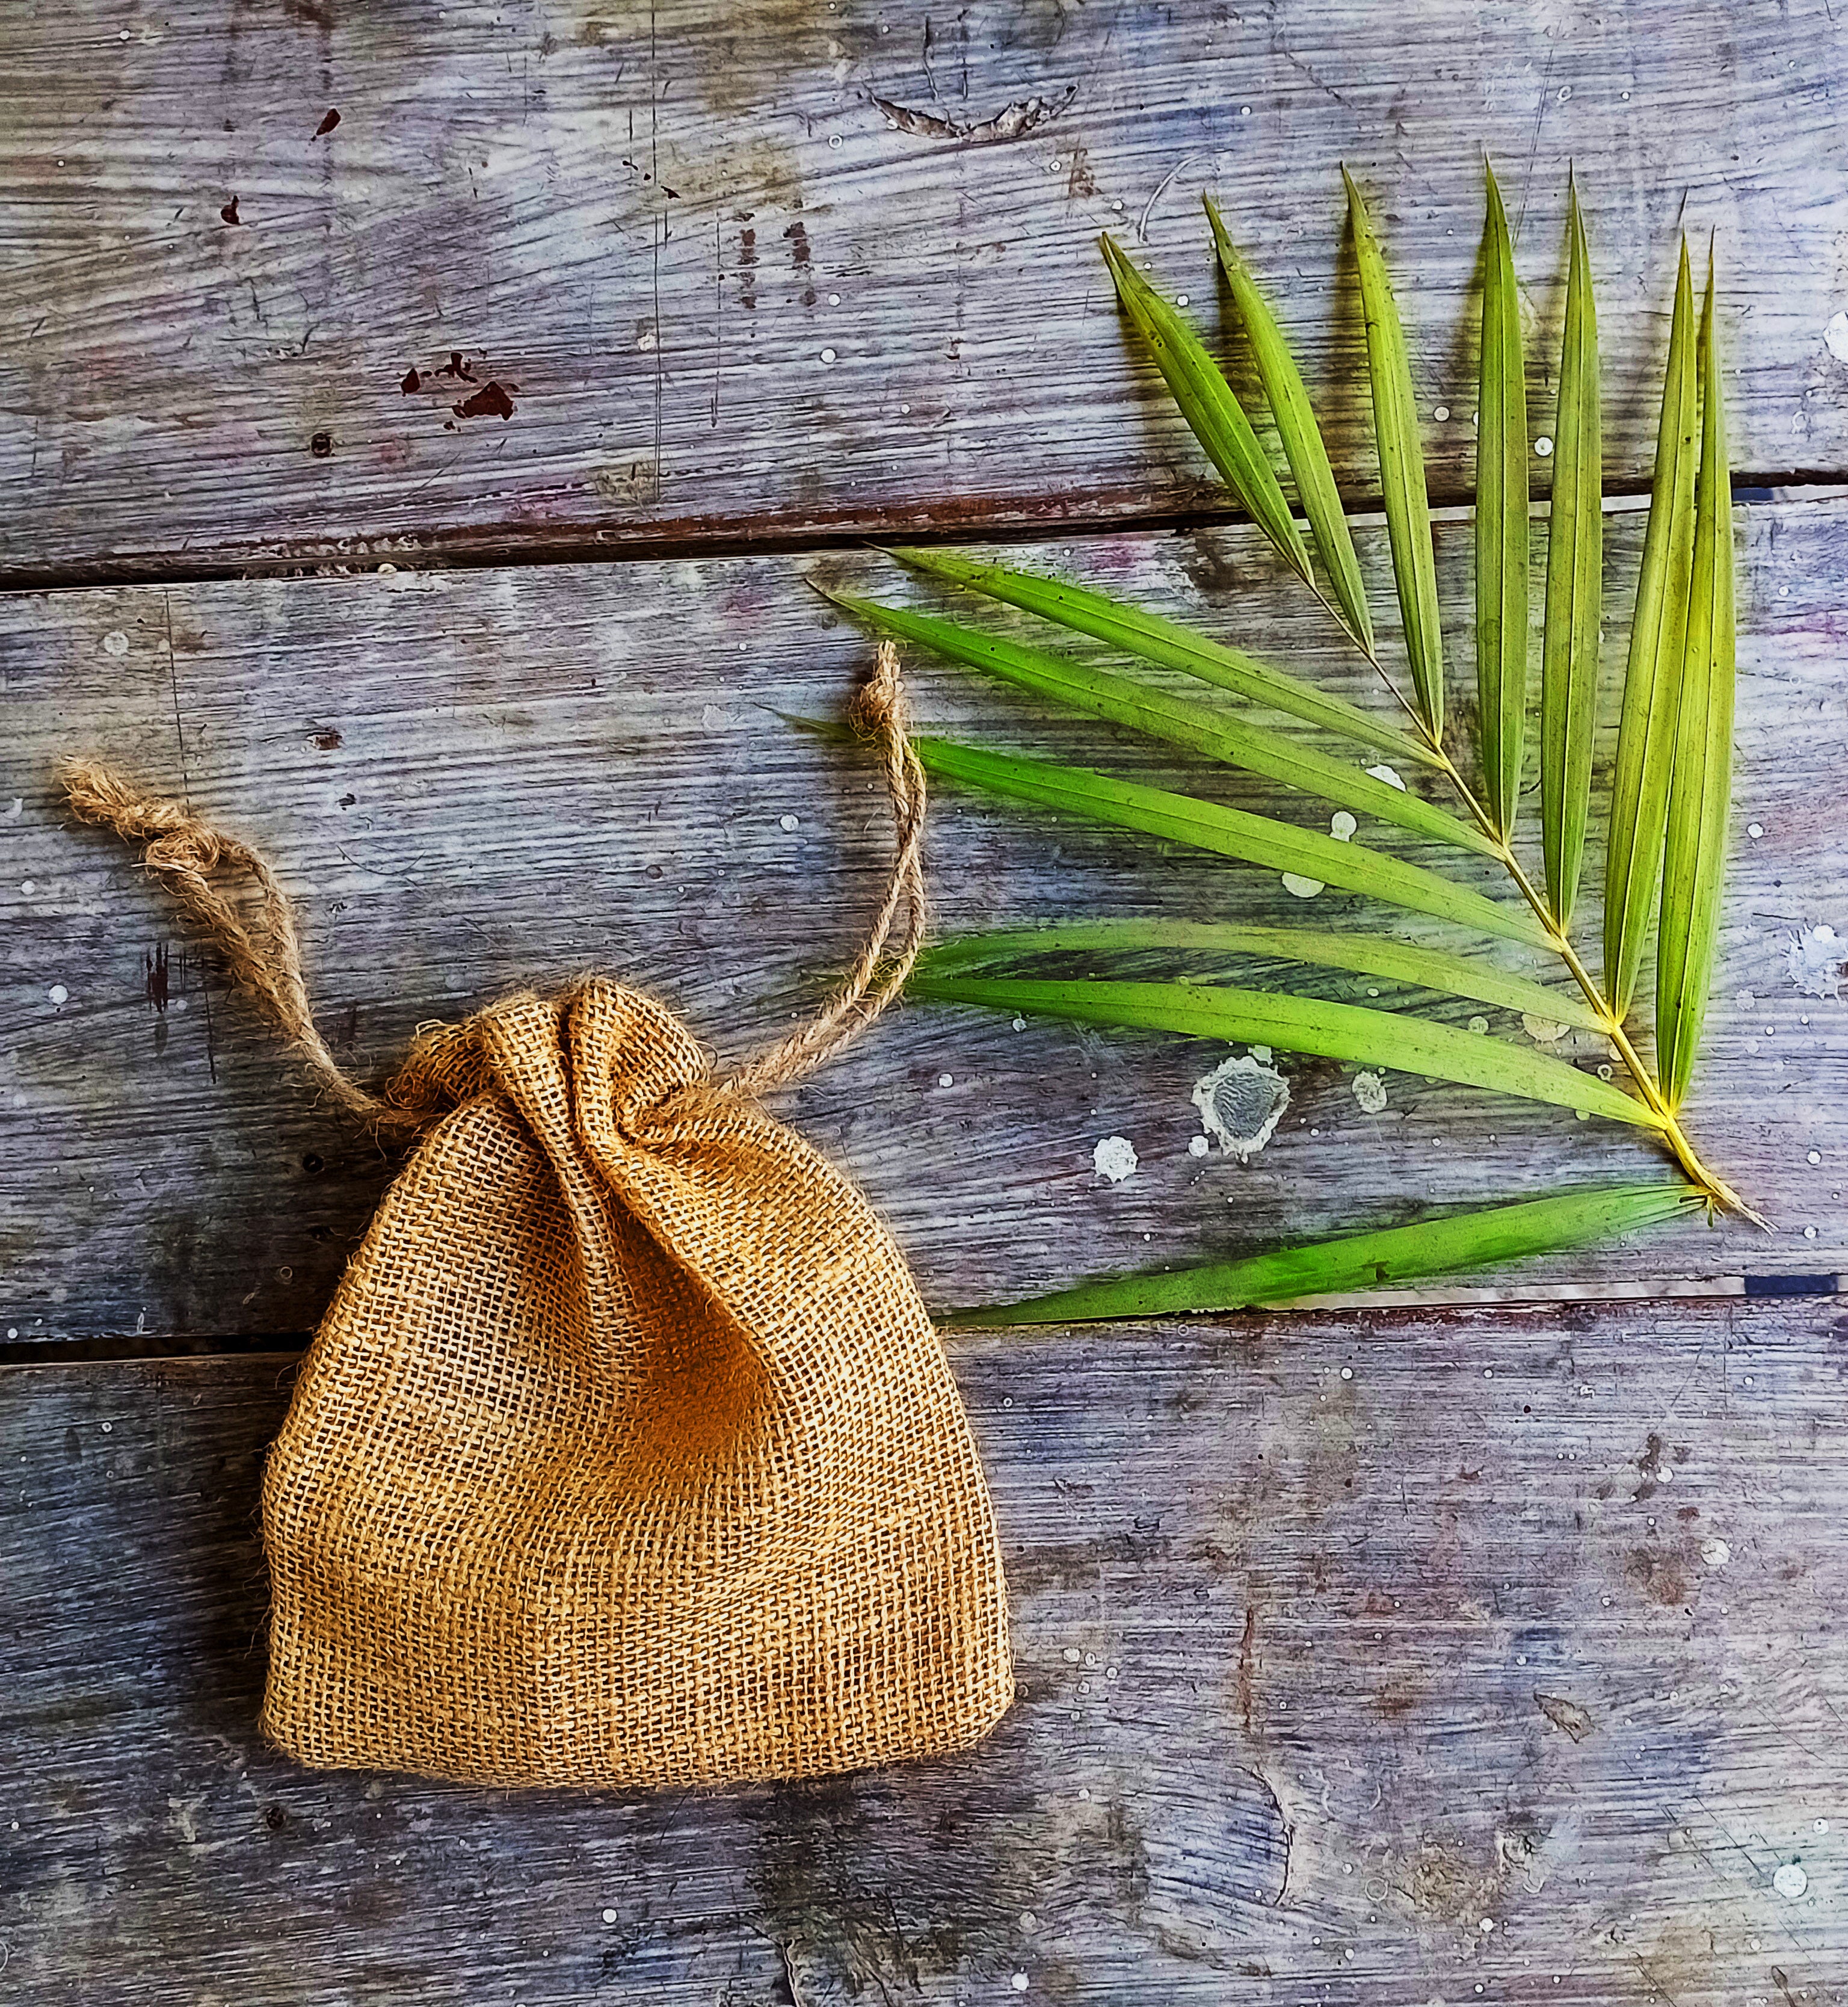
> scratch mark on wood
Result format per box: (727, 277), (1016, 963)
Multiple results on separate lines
(1533, 1690), (1595, 1742)
(648, 4), (665, 505)
(161, 593), (217, 1084)
(869, 85), (1075, 144)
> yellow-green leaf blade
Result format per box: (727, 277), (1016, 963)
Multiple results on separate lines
(916, 917), (1606, 1031)
(1476, 160), (1530, 837)
(941, 1183), (1702, 1327)
(911, 735), (1553, 949)
(881, 546), (1443, 769)
(907, 975), (1658, 1126)
(1540, 176), (1604, 928)
(1604, 239), (1699, 1019)
(1346, 168), (1446, 737)
(827, 590), (1495, 855)
(1204, 194), (1375, 653)
(1657, 248), (1735, 1109)
(1099, 232), (1314, 584)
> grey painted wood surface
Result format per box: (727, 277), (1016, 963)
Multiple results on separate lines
(5, 502), (1844, 1346)
(5, 0), (1848, 580)
(5, 1295), (1847, 2005)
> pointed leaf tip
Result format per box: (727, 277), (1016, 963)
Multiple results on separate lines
(1205, 194), (1376, 654)
(1539, 172), (1603, 930)
(1475, 156), (1530, 840)
(1349, 170), (1446, 738)
(1098, 227), (1314, 588)
(1657, 242), (1734, 1107)
(1604, 240), (1700, 1017)
(941, 1184), (1702, 1327)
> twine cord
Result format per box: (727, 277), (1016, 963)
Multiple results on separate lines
(714, 639), (927, 1098)
(60, 638), (927, 1128)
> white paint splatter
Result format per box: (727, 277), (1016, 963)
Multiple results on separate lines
(102, 629), (130, 658)
(1787, 924), (1843, 998)
(1249, 1045), (1272, 1063)
(1522, 1013), (1568, 1043)
(1282, 871), (1325, 899)
(1773, 1862), (1808, 1901)
(1808, 1150), (1823, 1165)
(1187, 1134), (1209, 1158)
(20, 881), (35, 898)
(1825, 311), (1848, 363)
(1193, 1053), (1290, 1159)
(601, 1908), (618, 1924)
(48, 984), (68, 1006)
(1747, 821), (1764, 839)
(1352, 1070), (1388, 1115)
(4, 799), (20, 821)
(1329, 810), (1357, 842)
(1011, 1015), (1026, 1032)
(819, 347), (837, 364)
(937, 1072), (953, 1088)
(1468, 1015), (1490, 1035)
(1534, 436), (1554, 457)
(1365, 765), (1406, 792)
(778, 813), (799, 831)
(1700, 1537), (1731, 1568)
(1092, 1135), (1138, 1183)
(1433, 404), (1450, 422)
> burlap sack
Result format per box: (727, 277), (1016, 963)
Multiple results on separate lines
(64, 650), (1014, 1789)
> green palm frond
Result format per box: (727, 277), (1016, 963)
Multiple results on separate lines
(1539, 175), (1603, 929)
(942, 1184), (1705, 1327)
(809, 165), (1757, 1314)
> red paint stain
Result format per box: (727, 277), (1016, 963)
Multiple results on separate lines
(310, 431), (333, 457)
(738, 219), (756, 309)
(311, 727), (343, 750)
(145, 943), (171, 1012)
(784, 219), (815, 307)
(454, 381), (516, 420)
(437, 351), (476, 381)
(220, 195), (242, 224)
(314, 108), (340, 137)
(400, 365), (420, 393)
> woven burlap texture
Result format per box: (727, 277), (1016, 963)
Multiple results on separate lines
(64, 643), (1013, 1791)
(262, 978), (1014, 1789)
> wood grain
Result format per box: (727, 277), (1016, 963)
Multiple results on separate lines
(5, 1295), (1847, 2003)
(5, 502), (1844, 1346)
(4, 0), (1847, 580)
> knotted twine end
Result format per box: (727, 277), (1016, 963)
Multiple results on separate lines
(59, 756), (424, 1135)
(60, 638), (927, 1130)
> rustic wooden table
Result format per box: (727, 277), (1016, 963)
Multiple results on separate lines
(5, 4), (1847, 2002)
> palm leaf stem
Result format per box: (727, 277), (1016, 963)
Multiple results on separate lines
(1254, 547), (1754, 1221)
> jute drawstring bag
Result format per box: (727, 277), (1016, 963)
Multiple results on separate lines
(63, 644), (1014, 1790)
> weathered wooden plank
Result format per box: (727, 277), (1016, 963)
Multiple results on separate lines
(4, 0), (1846, 579)
(4, 1296), (1846, 2003)
(5, 501), (1844, 1345)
